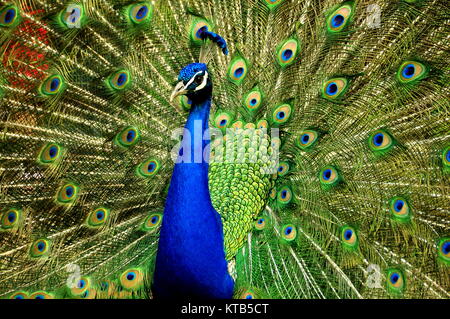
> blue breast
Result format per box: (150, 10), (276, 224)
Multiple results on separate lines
(153, 98), (234, 299)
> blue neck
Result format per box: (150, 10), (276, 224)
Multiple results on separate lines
(153, 96), (234, 299)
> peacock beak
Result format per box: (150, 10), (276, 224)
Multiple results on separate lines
(170, 81), (188, 102)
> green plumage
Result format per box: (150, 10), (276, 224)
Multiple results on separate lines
(0, 0), (449, 299)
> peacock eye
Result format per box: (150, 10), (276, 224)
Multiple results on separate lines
(194, 75), (203, 85)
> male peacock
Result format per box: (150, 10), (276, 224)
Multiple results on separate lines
(0, 0), (449, 300)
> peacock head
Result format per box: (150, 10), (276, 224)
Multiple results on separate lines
(170, 63), (211, 103)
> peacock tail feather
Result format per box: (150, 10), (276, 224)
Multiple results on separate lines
(0, 0), (449, 299)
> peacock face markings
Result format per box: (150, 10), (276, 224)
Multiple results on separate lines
(170, 63), (210, 102)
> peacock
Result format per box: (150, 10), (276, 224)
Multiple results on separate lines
(0, 0), (449, 300)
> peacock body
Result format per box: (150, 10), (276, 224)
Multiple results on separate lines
(0, 0), (449, 299)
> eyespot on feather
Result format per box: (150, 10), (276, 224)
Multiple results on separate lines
(189, 18), (212, 45)
(39, 74), (65, 96)
(397, 61), (427, 83)
(276, 38), (300, 67)
(57, 183), (79, 204)
(0, 4), (19, 27)
(271, 103), (292, 125)
(87, 207), (110, 228)
(70, 276), (91, 296)
(340, 226), (358, 249)
(59, 4), (85, 29)
(120, 268), (144, 290)
(136, 159), (160, 178)
(127, 2), (153, 25)
(30, 291), (54, 299)
(79, 288), (96, 299)
(256, 119), (269, 129)
(255, 217), (266, 231)
(368, 130), (394, 153)
(107, 70), (131, 91)
(437, 238), (450, 264)
(277, 161), (290, 177)
(442, 146), (450, 169)
(389, 197), (411, 222)
(269, 188), (276, 200)
(277, 186), (292, 204)
(386, 269), (405, 294)
(271, 137), (281, 151)
(319, 166), (341, 188)
(115, 126), (140, 147)
(228, 57), (248, 85)
(29, 239), (51, 258)
(214, 112), (232, 129)
(10, 291), (28, 299)
(38, 143), (62, 164)
(321, 78), (348, 100)
(281, 224), (297, 241)
(243, 88), (263, 111)
(326, 3), (354, 33)
(264, 0), (284, 10)
(240, 289), (257, 299)
(142, 213), (163, 232)
(296, 130), (319, 150)
(1, 208), (21, 230)
(244, 122), (256, 130)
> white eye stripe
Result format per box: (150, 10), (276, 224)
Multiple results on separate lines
(194, 71), (208, 91)
(183, 70), (208, 90)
